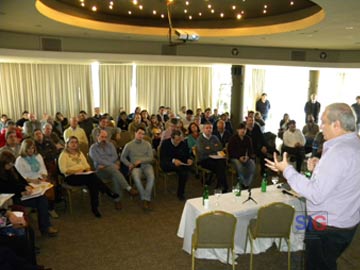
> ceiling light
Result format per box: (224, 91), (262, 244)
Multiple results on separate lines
(109, 5), (113, 9)
(109, 1), (113, 5)
(290, 1), (294, 5)
(189, 15), (192, 20)
(91, 6), (97, 12)
(345, 26), (354, 30)
(263, 10), (267, 14)
(132, 0), (138, 5)
(153, 10), (157, 15)
(208, 4), (212, 9)
(128, 11), (132, 15)
(161, 14), (165, 18)
(232, 5), (236, 10)
(264, 5), (268, 8)
(220, 13), (224, 18)
(236, 14), (242, 19)
(198, 12), (202, 16)
(185, 1), (189, 5)
(81, 2), (85, 7)
(184, 9), (188, 13)
(139, 5), (143, 10)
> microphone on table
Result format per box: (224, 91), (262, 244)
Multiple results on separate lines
(282, 190), (295, 197)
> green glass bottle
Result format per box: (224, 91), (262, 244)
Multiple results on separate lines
(304, 170), (312, 179)
(261, 173), (267, 192)
(202, 185), (209, 209)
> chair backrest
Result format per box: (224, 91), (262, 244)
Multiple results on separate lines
(195, 211), (237, 249)
(254, 202), (295, 239)
(118, 131), (132, 148)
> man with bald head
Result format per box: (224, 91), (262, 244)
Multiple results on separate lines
(213, 119), (232, 148)
(266, 103), (360, 270)
(90, 130), (138, 210)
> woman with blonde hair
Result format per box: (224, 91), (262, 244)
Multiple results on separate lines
(15, 138), (58, 218)
(58, 136), (119, 218)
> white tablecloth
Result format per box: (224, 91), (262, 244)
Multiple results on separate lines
(177, 185), (305, 263)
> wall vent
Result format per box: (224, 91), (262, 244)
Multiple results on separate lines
(291, 50), (306, 61)
(41, 37), (62, 51)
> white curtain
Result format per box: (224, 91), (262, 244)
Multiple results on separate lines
(136, 65), (212, 114)
(99, 64), (132, 118)
(0, 63), (93, 120)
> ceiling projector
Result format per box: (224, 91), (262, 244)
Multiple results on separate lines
(175, 29), (200, 41)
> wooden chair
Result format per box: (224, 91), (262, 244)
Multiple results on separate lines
(157, 146), (178, 193)
(192, 211), (237, 270)
(192, 146), (212, 186)
(245, 202), (295, 270)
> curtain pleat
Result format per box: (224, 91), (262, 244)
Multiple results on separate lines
(136, 65), (212, 114)
(0, 63), (93, 120)
(99, 64), (132, 118)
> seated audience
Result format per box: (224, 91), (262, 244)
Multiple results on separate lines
(254, 111), (266, 133)
(228, 123), (256, 188)
(160, 130), (193, 201)
(0, 121), (23, 148)
(54, 112), (69, 135)
(91, 115), (115, 144)
(117, 111), (129, 131)
(182, 109), (194, 130)
(140, 110), (151, 127)
(213, 119), (232, 148)
(0, 209), (46, 269)
(312, 131), (325, 158)
(63, 117), (89, 155)
(283, 120), (306, 172)
(128, 107), (141, 122)
(15, 111), (29, 129)
(58, 136), (119, 218)
(201, 108), (213, 124)
(245, 115), (268, 175)
(0, 114), (8, 131)
(178, 106), (187, 120)
(214, 113), (233, 134)
(89, 130), (138, 210)
(278, 113), (290, 139)
(160, 118), (179, 145)
(23, 114), (41, 138)
(186, 122), (200, 154)
(33, 131), (60, 218)
(210, 108), (220, 123)
(196, 122), (229, 192)
(0, 130), (21, 157)
(128, 113), (143, 138)
(121, 127), (155, 211)
(0, 150), (58, 236)
(302, 115), (320, 153)
(92, 107), (102, 124)
(78, 111), (94, 142)
(42, 123), (64, 151)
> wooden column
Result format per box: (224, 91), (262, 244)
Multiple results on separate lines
(230, 65), (245, 130)
(308, 70), (320, 98)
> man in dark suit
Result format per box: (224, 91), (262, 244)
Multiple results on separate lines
(304, 94), (321, 123)
(160, 130), (193, 201)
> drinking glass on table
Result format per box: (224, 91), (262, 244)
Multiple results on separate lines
(232, 184), (240, 201)
(214, 188), (222, 206)
(271, 176), (279, 186)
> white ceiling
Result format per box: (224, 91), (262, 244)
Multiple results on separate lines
(0, 0), (360, 51)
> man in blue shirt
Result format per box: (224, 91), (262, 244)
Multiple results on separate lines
(89, 130), (138, 210)
(266, 103), (360, 270)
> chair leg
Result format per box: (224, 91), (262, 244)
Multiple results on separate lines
(250, 238), (254, 270)
(232, 248), (235, 270)
(227, 248), (230, 265)
(287, 239), (291, 270)
(192, 248), (195, 270)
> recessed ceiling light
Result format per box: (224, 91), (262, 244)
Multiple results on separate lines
(208, 4), (212, 9)
(109, 5), (113, 9)
(236, 14), (242, 19)
(81, 2), (85, 7)
(232, 5), (236, 10)
(189, 15), (192, 20)
(263, 10), (267, 14)
(345, 26), (354, 30)
(211, 9), (215, 13)
(132, 0), (138, 5)
(264, 5), (268, 8)
(161, 14), (165, 18)
(290, 1), (294, 5)
(139, 5), (143, 10)
(185, 1), (189, 5)
(184, 9), (188, 13)
(153, 10), (157, 15)
(91, 6), (97, 12)
(220, 13), (224, 18)
(198, 12), (202, 16)
(128, 11), (132, 15)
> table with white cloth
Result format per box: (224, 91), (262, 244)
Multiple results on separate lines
(177, 185), (305, 263)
